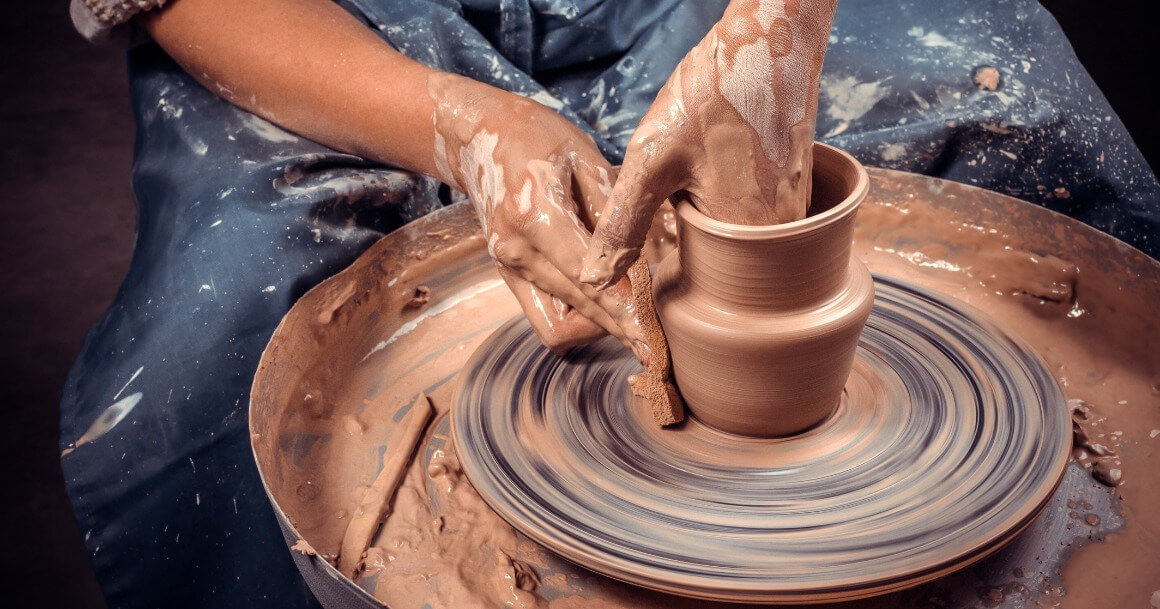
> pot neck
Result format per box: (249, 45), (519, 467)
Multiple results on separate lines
(676, 205), (858, 311)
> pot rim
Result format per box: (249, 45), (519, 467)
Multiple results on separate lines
(676, 142), (870, 241)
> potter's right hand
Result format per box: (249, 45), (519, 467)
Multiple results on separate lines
(429, 74), (648, 361)
(578, 0), (838, 290)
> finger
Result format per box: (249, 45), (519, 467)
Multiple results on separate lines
(579, 123), (681, 290)
(577, 158), (678, 268)
(570, 157), (617, 228)
(640, 200), (679, 267)
(520, 163), (651, 362)
(490, 225), (633, 354)
(495, 265), (605, 353)
(504, 243), (648, 364)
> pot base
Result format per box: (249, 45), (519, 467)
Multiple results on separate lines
(452, 276), (1069, 603)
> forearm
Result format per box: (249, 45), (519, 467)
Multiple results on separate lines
(716, 0), (838, 68)
(712, 0), (838, 163)
(695, 0), (837, 223)
(141, 0), (453, 181)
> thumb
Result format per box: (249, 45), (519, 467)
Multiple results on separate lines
(579, 151), (676, 290)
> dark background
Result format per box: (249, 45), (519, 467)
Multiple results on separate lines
(0, 1), (1153, 606)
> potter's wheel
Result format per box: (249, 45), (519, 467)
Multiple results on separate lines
(252, 168), (1159, 609)
(452, 276), (1070, 603)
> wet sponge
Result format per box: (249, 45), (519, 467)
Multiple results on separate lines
(626, 258), (684, 426)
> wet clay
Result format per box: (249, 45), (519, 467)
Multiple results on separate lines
(452, 288), (1069, 601)
(853, 178), (1160, 609)
(653, 144), (873, 436)
(337, 392), (433, 577)
(251, 170), (1160, 608)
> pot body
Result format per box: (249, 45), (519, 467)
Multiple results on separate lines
(653, 144), (873, 437)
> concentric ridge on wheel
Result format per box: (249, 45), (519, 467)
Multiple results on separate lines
(452, 276), (1070, 603)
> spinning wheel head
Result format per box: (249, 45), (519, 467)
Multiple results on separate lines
(452, 276), (1070, 603)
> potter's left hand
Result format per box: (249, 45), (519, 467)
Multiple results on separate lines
(429, 74), (648, 360)
(579, 0), (838, 290)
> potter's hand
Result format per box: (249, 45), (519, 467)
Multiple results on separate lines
(579, 0), (838, 289)
(430, 74), (647, 359)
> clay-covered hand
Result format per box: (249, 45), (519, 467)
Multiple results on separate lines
(429, 73), (648, 360)
(579, 0), (838, 289)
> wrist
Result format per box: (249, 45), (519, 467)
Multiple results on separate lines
(427, 72), (525, 192)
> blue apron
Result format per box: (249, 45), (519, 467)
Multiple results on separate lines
(60, 1), (1158, 607)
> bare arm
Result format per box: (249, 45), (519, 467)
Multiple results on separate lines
(141, 0), (646, 358)
(141, 0), (443, 179)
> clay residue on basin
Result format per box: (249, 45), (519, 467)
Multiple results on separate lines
(252, 169), (1160, 609)
(854, 176), (1160, 609)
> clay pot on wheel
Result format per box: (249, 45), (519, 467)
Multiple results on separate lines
(653, 143), (872, 437)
